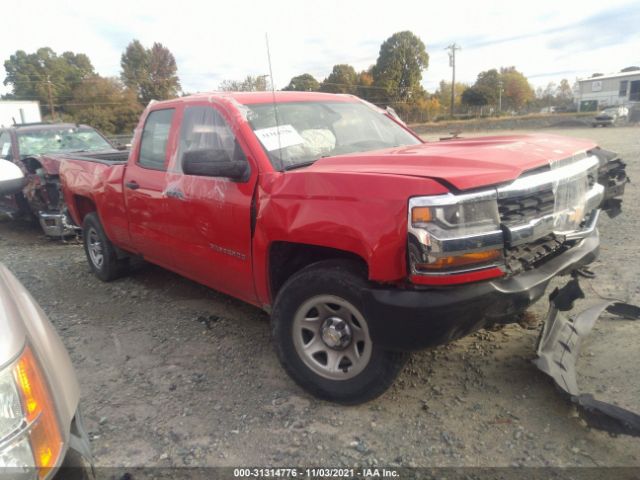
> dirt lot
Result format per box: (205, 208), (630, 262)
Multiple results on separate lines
(0, 126), (639, 472)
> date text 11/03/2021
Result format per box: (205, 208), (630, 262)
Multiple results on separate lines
(233, 468), (400, 478)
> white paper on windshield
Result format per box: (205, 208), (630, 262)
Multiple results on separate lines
(1, 144), (9, 156)
(254, 125), (304, 152)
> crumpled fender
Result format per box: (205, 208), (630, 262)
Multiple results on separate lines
(251, 170), (450, 304)
(37, 154), (63, 175)
(534, 277), (640, 437)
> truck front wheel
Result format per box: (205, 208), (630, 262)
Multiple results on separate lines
(271, 260), (408, 404)
(82, 213), (125, 282)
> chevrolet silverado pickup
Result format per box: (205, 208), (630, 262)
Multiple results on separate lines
(58, 92), (628, 404)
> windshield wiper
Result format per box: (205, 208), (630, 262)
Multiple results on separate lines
(283, 160), (319, 171)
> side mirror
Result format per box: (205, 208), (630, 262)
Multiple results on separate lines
(182, 149), (249, 181)
(0, 159), (26, 196)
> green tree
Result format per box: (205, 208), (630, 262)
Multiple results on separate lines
(461, 86), (490, 108)
(120, 40), (148, 92)
(371, 31), (429, 104)
(435, 80), (467, 115)
(3, 47), (95, 116)
(282, 73), (320, 91)
(219, 75), (270, 92)
(147, 43), (181, 100)
(120, 40), (180, 104)
(320, 64), (358, 94)
(556, 79), (573, 101)
(473, 69), (500, 105)
(500, 67), (534, 111)
(356, 69), (375, 100)
(469, 67), (533, 112)
(67, 76), (142, 135)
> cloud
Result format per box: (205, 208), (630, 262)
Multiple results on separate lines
(1, 0), (638, 98)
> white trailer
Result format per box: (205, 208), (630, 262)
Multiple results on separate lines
(0, 101), (41, 127)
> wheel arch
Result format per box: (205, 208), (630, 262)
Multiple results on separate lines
(68, 195), (97, 225)
(268, 241), (369, 303)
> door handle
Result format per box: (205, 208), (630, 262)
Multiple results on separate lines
(164, 188), (185, 200)
(125, 181), (140, 190)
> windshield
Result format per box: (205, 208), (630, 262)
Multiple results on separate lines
(17, 127), (112, 157)
(245, 101), (421, 170)
(600, 108), (617, 115)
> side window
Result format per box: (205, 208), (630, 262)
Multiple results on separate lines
(0, 132), (12, 160)
(138, 109), (175, 170)
(178, 106), (247, 170)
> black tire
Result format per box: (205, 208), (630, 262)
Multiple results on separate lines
(82, 212), (126, 282)
(55, 448), (95, 480)
(271, 259), (409, 404)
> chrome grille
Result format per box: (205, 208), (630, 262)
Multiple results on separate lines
(497, 155), (602, 247)
(498, 188), (554, 227)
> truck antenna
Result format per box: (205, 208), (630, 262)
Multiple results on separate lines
(265, 33), (283, 166)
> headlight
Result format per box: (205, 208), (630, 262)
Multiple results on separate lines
(0, 346), (63, 479)
(0, 369), (23, 437)
(408, 192), (504, 277)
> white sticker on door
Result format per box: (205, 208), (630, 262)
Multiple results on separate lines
(254, 125), (304, 152)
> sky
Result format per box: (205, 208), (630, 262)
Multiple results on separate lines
(1, 0), (639, 96)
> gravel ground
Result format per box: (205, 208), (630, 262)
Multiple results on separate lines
(0, 126), (638, 473)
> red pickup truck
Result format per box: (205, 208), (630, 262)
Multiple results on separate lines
(0, 122), (122, 237)
(58, 92), (628, 403)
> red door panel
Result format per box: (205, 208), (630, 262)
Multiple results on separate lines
(162, 103), (258, 304)
(123, 107), (178, 267)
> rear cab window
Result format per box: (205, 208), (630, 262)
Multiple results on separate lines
(138, 109), (175, 170)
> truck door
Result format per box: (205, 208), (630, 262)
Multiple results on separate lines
(123, 107), (177, 267)
(163, 104), (258, 304)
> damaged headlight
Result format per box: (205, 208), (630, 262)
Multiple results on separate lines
(408, 192), (504, 278)
(0, 346), (63, 479)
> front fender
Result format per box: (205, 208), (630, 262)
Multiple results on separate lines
(252, 171), (449, 305)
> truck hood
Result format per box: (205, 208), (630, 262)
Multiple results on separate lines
(307, 134), (598, 190)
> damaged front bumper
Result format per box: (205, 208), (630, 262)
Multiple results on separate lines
(363, 229), (600, 351)
(535, 277), (640, 437)
(38, 211), (79, 238)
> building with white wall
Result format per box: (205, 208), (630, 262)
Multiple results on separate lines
(0, 101), (42, 127)
(576, 71), (640, 112)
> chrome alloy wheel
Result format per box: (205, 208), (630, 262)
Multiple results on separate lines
(87, 227), (104, 269)
(292, 295), (372, 380)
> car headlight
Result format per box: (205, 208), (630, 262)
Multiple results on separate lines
(408, 192), (504, 277)
(0, 346), (63, 479)
(0, 368), (23, 437)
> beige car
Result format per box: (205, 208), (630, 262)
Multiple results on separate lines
(0, 159), (92, 479)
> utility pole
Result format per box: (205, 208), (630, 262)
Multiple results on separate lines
(446, 43), (461, 118)
(498, 79), (503, 114)
(45, 75), (56, 121)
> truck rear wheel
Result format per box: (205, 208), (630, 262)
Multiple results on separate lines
(82, 213), (125, 282)
(271, 260), (408, 404)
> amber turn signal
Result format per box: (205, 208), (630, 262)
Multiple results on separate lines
(14, 347), (63, 478)
(411, 207), (432, 224)
(416, 249), (502, 271)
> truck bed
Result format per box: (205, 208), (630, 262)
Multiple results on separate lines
(62, 150), (129, 165)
